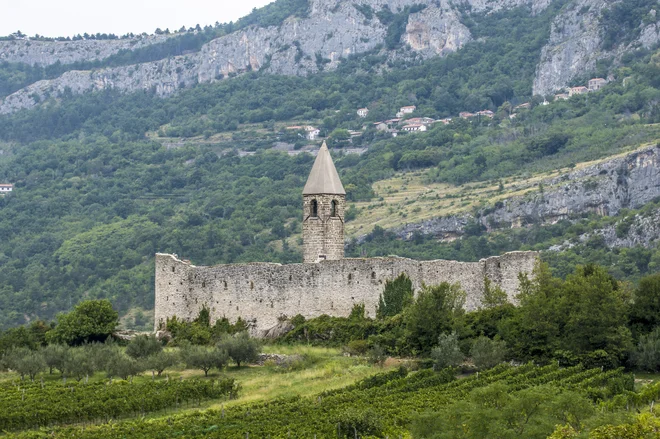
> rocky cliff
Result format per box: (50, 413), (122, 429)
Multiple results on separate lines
(391, 144), (660, 243)
(533, 0), (660, 96)
(0, 0), (552, 114)
(0, 35), (171, 67)
(2, 0), (657, 113)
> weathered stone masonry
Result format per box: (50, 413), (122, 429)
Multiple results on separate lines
(154, 251), (538, 333)
(155, 141), (538, 333)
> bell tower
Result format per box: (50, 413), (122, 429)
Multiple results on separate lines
(302, 141), (346, 263)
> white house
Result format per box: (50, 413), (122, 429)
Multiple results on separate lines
(357, 108), (369, 118)
(402, 124), (427, 132)
(304, 126), (321, 140)
(0, 184), (13, 194)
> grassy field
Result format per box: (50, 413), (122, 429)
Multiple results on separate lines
(0, 345), (391, 414)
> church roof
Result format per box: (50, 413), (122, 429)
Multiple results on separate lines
(303, 141), (346, 195)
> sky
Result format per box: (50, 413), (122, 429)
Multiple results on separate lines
(0, 0), (275, 38)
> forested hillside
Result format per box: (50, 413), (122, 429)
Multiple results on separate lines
(0, 0), (659, 328)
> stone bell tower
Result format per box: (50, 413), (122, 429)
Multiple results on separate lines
(302, 141), (346, 263)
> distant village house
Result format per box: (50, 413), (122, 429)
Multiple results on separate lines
(402, 124), (427, 132)
(406, 117), (435, 126)
(0, 184), (13, 194)
(588, 78), (608, 91)
(287, 125), (321, 141)
(396, 105), (416, 118)
(476, 110), (495, 118)
(569, 86), (588, 96)
(357, 108), (369, 118)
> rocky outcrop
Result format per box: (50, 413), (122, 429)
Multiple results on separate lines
(533, 0), (660, 95)
(483, 144), (660, 226)
(389, 144), (660, 241)
(0, 0), (554, 114)
(0, 35), (171, 67)
(550, 206), (660, 251)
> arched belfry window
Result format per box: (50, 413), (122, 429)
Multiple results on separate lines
(311, 199), (318, 217)
(331, 200), (338, 217)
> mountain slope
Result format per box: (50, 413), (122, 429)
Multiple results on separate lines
(0, 0), (554, 114)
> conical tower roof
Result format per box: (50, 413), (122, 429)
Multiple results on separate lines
(303, 141), (346, 195)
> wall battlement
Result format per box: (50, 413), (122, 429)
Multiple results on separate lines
(154, 251), (538, 333)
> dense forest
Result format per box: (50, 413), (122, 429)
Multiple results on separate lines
(0, 1), (659, 328)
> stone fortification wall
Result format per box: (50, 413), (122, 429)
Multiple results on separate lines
(154, 251), (538, 333)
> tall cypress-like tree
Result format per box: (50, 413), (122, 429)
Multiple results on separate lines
(377, 273), (414, 319)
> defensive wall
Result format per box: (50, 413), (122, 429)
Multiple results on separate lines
(154, 251), (538, 333)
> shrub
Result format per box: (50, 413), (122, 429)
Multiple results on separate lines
(217, 332), (260, 367)
(145, 351), (179, 376)
(431, 332), (464, 370)
(182, 345), (229, 376)
(126, 334), (163, 359)
(367, 344), (387, 367)
(633, 327), (660, 372)
(470, 336), (507, 370)
(344, 339), (369, 356)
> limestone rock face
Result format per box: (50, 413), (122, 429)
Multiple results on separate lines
(390, 144), (660, 245)
(0, 35), (171, 66)
(0, 0), (554, 114)
(533, 0), (660, 96)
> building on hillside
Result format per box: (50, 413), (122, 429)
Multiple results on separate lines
(459, 112), (475, 119)
(588, 78), (608, 91)
(569, 86), (588, 96)
(357, 108), (369, 118)
(384, 118), (402, 126)
(476, 110), (495, 118)
(304, 126), (320, 140)
(555, 93), (569, 101)
(514, 103), (531, 111)
(437, 118), (452, 125)
(0, 184), (12, 194)
(406, 117), (435, 126)
(396, 105), (416, 118)
(401, 124), (427, 132)
(374, 122), (389, 131)
(154, 142), (538, 334)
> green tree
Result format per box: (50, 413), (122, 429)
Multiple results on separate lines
(470, 336), (507, 370)
(217, 332), (260, 367)
(41, 344), (69, 375)
(64, 347), (97, 380)
(126, 334), (163, 359)
(105, 353), (144, 380)
(46, 300), (119, 346)
(377, 273), (414, 318)
(182, 345), (228, 376)
(501, 263), (632, 366)
(5, 347), (46, 381)
(404, 283), (465, 355)
(146, 351), (179, 376)
(629, 273), (660, 336)
(431, 332), (464, 370)
(482, 277), (508, 308)
(632, 326), (660, 372)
